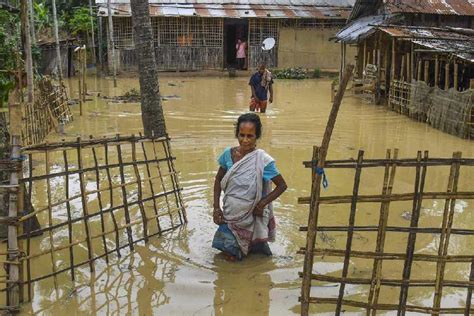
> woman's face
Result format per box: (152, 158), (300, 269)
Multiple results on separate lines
(237, 122), (257, 151)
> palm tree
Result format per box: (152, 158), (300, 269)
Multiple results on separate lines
(130, 0), (167, 137)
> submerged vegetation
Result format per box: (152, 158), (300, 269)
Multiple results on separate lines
(273, 67), (322, 80)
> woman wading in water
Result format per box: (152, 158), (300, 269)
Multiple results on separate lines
(212, 113), (287, 261)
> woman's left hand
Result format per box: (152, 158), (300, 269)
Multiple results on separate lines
(253, 200), (266, 217)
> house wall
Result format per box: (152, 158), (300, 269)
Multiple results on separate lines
(278, 27), (356, 70)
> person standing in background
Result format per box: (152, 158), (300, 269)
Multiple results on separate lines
(236, 38), (247, 70)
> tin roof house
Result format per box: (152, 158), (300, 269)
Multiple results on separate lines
(335, 0), (474, 138)
(96, 0), (356, 71)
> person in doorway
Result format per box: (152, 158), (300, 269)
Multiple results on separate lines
(212, 113), (287, 261)
(235, 38), (247, 70)
(249, 64), (273, 113)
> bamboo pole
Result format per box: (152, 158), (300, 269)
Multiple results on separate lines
(398, 151), (428, 315)
(98, 17), (104, 73)
(433, 152), (461, 314)
(77, 137), (95, 273)
(62, 147), (75, 281)
(26, 154), (33, 300)
(88, 0), (97, 65)
(139, 133), (162, 233)
(300, 64), (354, 316)
(51, 0), (63, 83)
(335, 150), (364, 315)
(45, 148), (59, 289)
(21, 0), (34, 103)
(104, 143), (121, 257)
(363, 40), (367, 72)
(435, 55), (439, 87)
(131, 137), (148, 242)
(82, 46), (87, 100)
(90, 136), (109, 264)
(406, 53), (411, 82)
(368, 149), (398, 315)
(116, 138), (134, 250)
(400, 56), (405, 81)
(107, 0), (118, 87)
(6, 136), (21, 308)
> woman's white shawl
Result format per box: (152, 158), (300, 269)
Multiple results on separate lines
(221, 149), (276, 255)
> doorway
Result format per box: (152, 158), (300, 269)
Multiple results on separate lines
(223, 19), (249, 69)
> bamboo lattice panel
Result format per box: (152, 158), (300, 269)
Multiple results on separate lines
(299, 149), (474, 314)
(15, 135), (186, 302)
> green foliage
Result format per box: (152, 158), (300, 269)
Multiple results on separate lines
(34, 1), (51, 33)
(273, 68), (307, 80)
(0, 10), (19, 106)
(69, 7), (94, 36)
(312, 68), (321, 78)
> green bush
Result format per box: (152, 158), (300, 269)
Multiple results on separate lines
(312, 68), (321, 78)
(273, 68), (307, 80)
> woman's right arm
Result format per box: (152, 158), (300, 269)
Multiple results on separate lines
(213, 167), (226, 225)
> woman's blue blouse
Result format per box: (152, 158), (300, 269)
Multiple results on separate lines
(217, 147), (280, 181)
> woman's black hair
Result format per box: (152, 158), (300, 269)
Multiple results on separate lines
(235, 113), (262, 139)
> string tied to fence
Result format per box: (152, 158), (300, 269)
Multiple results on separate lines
(315, 167), (329, 189)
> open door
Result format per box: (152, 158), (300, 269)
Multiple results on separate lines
(223, 19), (249, 69)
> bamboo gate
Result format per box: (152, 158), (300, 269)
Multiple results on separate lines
(298, 149), (474, 314)
(0, 134), (186, 312)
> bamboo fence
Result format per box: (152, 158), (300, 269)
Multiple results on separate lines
(21, 77), (73, 146)
(0, 134), (186, 311)
(299, 148), (474, 315)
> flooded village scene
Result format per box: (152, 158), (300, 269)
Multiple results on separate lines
(0, 0), (474, 315)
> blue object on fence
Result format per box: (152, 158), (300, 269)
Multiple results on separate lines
(316, 167), (329, 189)
(10, 155), (27, 162)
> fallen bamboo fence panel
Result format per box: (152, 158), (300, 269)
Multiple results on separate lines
(0, 134), (186, 309)
(21, 77), (73, 146)
(299, 149), (474, 315)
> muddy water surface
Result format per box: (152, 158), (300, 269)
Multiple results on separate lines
(21, 76), (474, 315)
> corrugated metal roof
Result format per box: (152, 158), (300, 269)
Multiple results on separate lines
(349, 0), (474, 21)
(335, 14), (387, 43)
(97, 3), (352, 19)
(379, 26), (474, 63)
(385, 0), (474, 16)
(95, 0), (355, 6)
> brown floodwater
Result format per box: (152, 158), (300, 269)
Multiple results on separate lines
(18, 75), (474, 315)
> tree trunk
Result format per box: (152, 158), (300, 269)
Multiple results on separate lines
(107, 0), (117, 87)
(21, 0), (34, 104)
(51, 0), (63, 82)
(130, 0), (167, 137)
(27, 0), (35, 45)
(88, 0), (97, 64)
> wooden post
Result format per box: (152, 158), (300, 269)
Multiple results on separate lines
(400, 56), (405, 81)
(417, 60), (422, 81)
(445, 61), (450, 90)
(453, 61), (458, 91)
(410, 43), (415, 81)
(78, 50), (83, 116)
(363, 40), (367, 72)
(391, 38), (396, 81)
(406, 53), (411, 82)
(424, 60), (429, 84)
(300, 65), (354, 316)
(435, 55), (439, 88)
(107, 0), (118, 87)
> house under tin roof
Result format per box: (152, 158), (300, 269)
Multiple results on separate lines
(97, 0), (356, 71)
